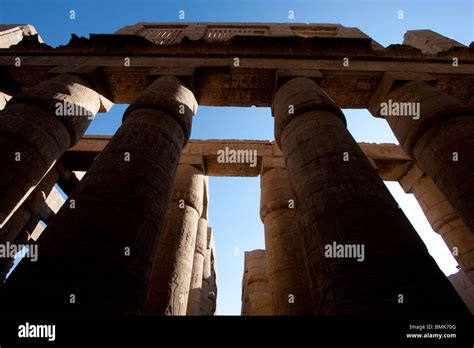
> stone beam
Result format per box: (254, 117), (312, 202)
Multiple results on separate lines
(62, 136), (412, 181)
(0, 23), (472, 108)
(1, 56), (472, 108)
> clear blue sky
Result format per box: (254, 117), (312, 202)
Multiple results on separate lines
(2, 0), (472, 315)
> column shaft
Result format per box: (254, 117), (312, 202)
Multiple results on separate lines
(0, 76), (196, 316)
(200, 227), (216, 315)
(273, 77), (469, 315)
(144, 164), (204, 315)
(381, 81), (474, 233)
(186, 217), (208, 315)
(400, 165), (474, 284)
(241, 250), (272, 315)
(260, 167), (312, 315)
(0, 74), (101, 228)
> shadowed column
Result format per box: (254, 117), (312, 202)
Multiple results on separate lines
(260, 167), (312, 315)
(372, 77), (474, 235)
(0, 76), (197, 316)
(0, 74), (101, 228)
(272, 77), (469, 315)
(187, 217), (208, 315)
(144, 164), (204, 315)
(200, 227), (216, 315)
(400, 164), (474, 284)
(241, 250), (272, 315)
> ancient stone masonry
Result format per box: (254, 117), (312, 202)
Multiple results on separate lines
(200, 227), (217, 315)
(241, 250), (272, 315)
(0, 23), (472, 316)
(145, 164), (205, 315)
(400, 164), (474, 285)
(260, 167), (312, 315)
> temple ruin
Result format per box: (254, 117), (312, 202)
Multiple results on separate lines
(0, 22), (473, 316)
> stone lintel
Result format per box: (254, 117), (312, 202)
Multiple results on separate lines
(62, 136), (413, 181)
(180, 154), (205, 173)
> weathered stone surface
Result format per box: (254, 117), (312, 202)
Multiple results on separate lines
(200, 227), (217, 315)
(400, 164), (474, 285)
(2, 24), (473, 108)
(186, 217), (208, 315)
(64, 136), (413, 181)
(260, 168), (312, 315)
(145, 164), (204, 315)
(377, 80), (474, 234)
(0, 76), (196, 316)
(0, 74), (100, 228)
(0, 24), (43, 48)
(273, 77), (469, 315)
(448, 270), (474, 314)
(403, 30), (465, 55)
(241, 250), (272, 315)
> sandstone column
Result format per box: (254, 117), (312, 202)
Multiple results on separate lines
(209, 263), (217, 315)
(260, 167), (312, 315)
(272, 77), (469, 315)
(372, 76), (474, 234)
(186, 218), (207, 315)
(0, 168), (60, 281)
(241, 250), (272, 315)
(200, 227), (216, 315)
(400, 164), (474, 284)
(144, 164), (204, 315)
(0, 74), (101, 228)
(0, 76), (197, 316)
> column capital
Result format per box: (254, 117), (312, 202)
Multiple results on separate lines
(368, 71), (436, 117)
(123, 75), (197, 146)
(260, 167), (294, 222)
(272, 77), (345, 147)
(7, 73), (102, 146)
(47, 65), (113, 112)
(399, 164), (424, 193)
(171, 164), (205, 218)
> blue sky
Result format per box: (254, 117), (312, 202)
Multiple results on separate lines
(2, 0), (473, 315)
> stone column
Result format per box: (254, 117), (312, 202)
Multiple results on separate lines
(241, 250), (272, 315)
(0, 74), (101, 228)
(209, 262), (217, 315)
(208, 236), (218, 315)
(371, 75), (474, 234)
(0, 168), (59, 281)
(400, 164), (474, 284)
(272, 77), (468, 315)
(186, 176), (208, 315)
(0, 76), (197, 316)
(200, 227), (217, 315)
(144, 164), (204, 315)
(260, 167), (312, 315)
(186, 217), (208, 315)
